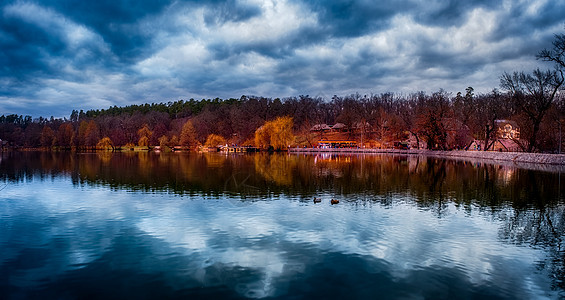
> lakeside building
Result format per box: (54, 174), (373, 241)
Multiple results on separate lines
(496, 120), (520, 139)
(468, 119), (522, 152)
(318, 140), (358, 148)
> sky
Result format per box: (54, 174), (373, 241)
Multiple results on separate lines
(1, 0), (564, 118)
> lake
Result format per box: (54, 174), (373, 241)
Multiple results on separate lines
(0, 151), (564, 299)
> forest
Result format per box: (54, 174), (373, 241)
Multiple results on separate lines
(1, 32), (564, 153)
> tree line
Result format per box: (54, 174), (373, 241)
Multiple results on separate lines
(0, 31), (564, 153)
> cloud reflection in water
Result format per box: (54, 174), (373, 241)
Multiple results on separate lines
(0, 176), (558, 299)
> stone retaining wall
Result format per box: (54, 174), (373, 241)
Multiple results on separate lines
(423, 150), (565, 165)
(289, 148), (565, 171)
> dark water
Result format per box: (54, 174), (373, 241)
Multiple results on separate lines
(0, 151), (564, 299)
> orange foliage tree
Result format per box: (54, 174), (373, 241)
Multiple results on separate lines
(169, 135), (179, 148)
(137, 124), (153, 147)
(57, 123), (75, 148)
(40, 126), (55, 148)
(179, 120), (198, 149)
(84, 120), (100, 148)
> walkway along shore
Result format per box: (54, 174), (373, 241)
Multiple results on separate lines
(289, 148), (565, 170)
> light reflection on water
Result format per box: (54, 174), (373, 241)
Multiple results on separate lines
(0, 152), (563, 299)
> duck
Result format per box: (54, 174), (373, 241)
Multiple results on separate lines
(313, 197), (322, 203)
(330, 199), (339, 205)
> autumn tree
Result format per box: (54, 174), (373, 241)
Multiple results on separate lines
(40, 126), (55, 148)
(179, 119), (198, 149)
(96, 137), (114, 151)
(169, 135), (179, 148)
(77, 120), (88, 148)
(254, 116), (295, 150)
(271, 116), (294, 149)
(204, 134), (226, 148)
(137, 124), (153, 147)
(56, 123), (75, 149)
(84, 120), (100, 149)
(23, 123), (42, 148)
(254, 124), (271, 149)
(151, 122), (168, 145)
(158, 135), (169, 149)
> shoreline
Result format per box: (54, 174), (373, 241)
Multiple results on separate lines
(289, 148), (565, 172)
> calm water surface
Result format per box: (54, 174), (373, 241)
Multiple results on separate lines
(0, 152), (564, 299)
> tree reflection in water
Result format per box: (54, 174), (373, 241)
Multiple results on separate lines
(0, 151), (564, 291)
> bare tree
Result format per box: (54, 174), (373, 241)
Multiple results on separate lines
(500, 69), (564, 152)
(538, 29), (565, 152)
(474, 90), (510, 151)
(397, 92), (425, 149)
(537, 31), (565, 69)
(453, 87), (476, 149)
(416, 90), (451, 150)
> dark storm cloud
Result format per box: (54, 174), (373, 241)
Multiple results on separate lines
(488, 0), (565, 45)
(39, 0), (173, 61)
(300, 0), (403, 37)
(0, 17), (58, 79)
(1, 0), (564, 117)
(413, 0), (502, 27)
(0, 1), (115, 84)
(34, 0), (261, 62)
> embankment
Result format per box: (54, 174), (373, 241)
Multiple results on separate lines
(289, 148), (565, 172)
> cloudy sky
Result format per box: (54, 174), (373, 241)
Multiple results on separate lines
(1, 0), (564, 118)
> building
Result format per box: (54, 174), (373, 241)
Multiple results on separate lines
(468, 120), (522, 152)
(318, 140), (357, 148)
(468, 139), (522, 152)
(310, 124), (332, 132)
(331, 123), (347, 132)
(496, 120), (520, 139)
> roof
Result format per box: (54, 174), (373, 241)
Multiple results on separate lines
(311, 124), (332, 131)
(495, 119), (519, 128)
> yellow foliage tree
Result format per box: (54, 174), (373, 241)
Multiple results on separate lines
(123, 142), (136, 150)
(254, 116), (294, 150)
(204, 134), (227, 148)
(137, 124), (153, 147)
(138, 136), (149, 147)
(96, 137), (114, 151)
(169, 135), (179, 148)
(254, 125), (270, 148)
(271, 116), (294, 149)
(158, 135), (169, 149)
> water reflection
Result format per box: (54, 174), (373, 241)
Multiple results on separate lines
(0, 152), (564, 299)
